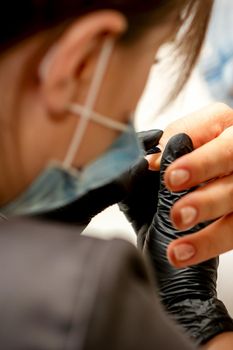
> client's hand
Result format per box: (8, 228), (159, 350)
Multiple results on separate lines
(148, 103), (233, 266)
(144, 133), (233, 345)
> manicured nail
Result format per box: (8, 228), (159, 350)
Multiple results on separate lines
(173, 243), (196, 262)
(169, 169), (190, 187)
(180, 206), (197, 227)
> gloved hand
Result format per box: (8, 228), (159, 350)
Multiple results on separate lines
(144, 133), (233, 345)
(37, 130), (162, 225)
(118, 132), (161, 248)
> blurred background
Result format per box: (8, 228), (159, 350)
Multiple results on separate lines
(84, 0), (233, 316)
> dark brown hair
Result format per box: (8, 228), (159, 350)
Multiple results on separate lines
(0, 0), (213, 101)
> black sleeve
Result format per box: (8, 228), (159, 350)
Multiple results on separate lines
(0, 219), (197, 350)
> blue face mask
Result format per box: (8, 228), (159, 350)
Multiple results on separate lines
(1, 39), (144, 218)
(1, 124), (143, 217)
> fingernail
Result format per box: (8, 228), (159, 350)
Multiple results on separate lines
(173, 243), (196, 261)
(169, 169), (190, 187)
(180, 206), (197, 227)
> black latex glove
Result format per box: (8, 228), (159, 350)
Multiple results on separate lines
(118, 132), (162, 248)
(37, 130), (162, 225)
(144, 133), (233, 345)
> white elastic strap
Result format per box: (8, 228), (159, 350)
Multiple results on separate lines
(69, 103), (129, 132)
(64, 38), (114, 168)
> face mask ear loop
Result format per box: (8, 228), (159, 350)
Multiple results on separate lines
(68, 103), (130, 132)
(64, 38), (114, 169)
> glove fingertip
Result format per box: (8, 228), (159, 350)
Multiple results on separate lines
(138, 129), (163, 150)
(161, 133), (194, 172)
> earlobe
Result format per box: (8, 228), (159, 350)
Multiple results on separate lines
(38, 10), (127, 118)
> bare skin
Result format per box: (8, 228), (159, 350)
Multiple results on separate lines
(205, 332), (233, 350)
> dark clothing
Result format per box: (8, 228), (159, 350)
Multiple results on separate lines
(0, 218), (197, 350)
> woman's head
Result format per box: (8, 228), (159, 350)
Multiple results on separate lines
(0, 0), (212, 208)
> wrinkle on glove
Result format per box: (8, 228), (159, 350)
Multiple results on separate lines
(144, 133), (233, 345)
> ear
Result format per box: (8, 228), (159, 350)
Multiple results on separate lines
(39, 10), (127, 116)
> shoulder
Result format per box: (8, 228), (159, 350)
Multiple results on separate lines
(0, 218), (150, 349)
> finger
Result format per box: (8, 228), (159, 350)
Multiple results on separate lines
(167, 213), (233, 268)
(147, 153), (161, 170)
(171, 173), (233, 230)
(164, 125), (233, 191)
(161, 103), (233, 149)
(150, 103), (233, 170)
